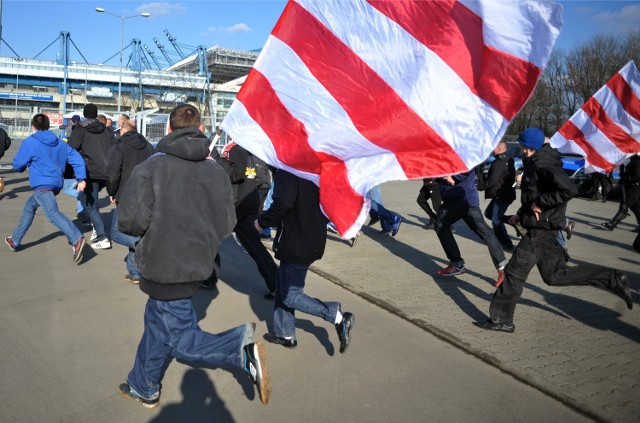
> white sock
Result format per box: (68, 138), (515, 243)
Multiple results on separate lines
(334, 310), (343, 324)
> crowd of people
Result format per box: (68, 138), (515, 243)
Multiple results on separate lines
(2, 103), (636, 408)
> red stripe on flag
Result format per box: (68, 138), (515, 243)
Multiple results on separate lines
(272, 1), (468, 178)
(582, 97), (640, 154)
(237, 69), (364, 233)
(558, 121), (613, 171)
(606, 73), (640, 122)
(368, 0), (540, 120)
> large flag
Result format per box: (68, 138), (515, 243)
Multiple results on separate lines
(550, 61), (640, 173)
(222, 0), (562, 238)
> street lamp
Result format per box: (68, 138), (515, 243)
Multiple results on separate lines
(95, 7), (150, 113)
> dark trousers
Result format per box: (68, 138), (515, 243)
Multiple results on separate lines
(435, 203), (506, 269)
(417, 182), (441, 220)
(484, 199), (513, 248)
(234, 210), (277, 292)
(489, 229), (616, 324)
(610, 186), (640, 227)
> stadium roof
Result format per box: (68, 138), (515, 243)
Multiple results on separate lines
(166, 46), (259, 84)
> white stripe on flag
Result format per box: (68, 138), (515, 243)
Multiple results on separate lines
(595, 85), (640, 142)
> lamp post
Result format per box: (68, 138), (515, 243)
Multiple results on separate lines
(95, 7), (150, 114)
(13, 57), (23, 128)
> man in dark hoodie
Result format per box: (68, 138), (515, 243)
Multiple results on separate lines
(255, 169), (354, 352)
(116, 104), (271, 408)
(69, 103), (113, 249)
(106, 119), (155, 283)
(476, 128), (634, 333)
(218, 140), (278, 298)
(5, 113), (87, 263)
(476, 140), (517, 251)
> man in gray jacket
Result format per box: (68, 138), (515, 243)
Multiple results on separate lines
(116, 104), (272, 408)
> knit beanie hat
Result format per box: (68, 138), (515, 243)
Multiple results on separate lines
(518, 128), (545, 151)
(71, 115), (81, 123)
(83, 103), (98, 119)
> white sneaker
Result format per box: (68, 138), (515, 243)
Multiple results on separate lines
(90, 239), (111, 250)
(90, 228), (98, 242)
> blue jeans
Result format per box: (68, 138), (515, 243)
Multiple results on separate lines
(62, 179), (84, 215)
(111, 207), (141, 277)
(367, 186), (397, 231)
(435, 204), (507, 270)
(273, 262), (340, 339)
(484, 199), (513, 248)
(11, 190), (83, 246)
(128, 297), (254, 400)
(82, 180), (106, 241)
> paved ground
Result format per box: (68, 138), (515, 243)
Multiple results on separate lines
(0, 153), (638, 422)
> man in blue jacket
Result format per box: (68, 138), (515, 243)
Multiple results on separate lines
(434, 170), (508, 285)
(5, 113), (87, 263)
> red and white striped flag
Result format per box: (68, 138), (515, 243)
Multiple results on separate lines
(222, 0), (562, 238)
(550, 61), (640, 173)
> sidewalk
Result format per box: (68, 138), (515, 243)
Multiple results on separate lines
(310, 180), (640, 423)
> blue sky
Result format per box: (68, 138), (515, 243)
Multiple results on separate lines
(1, 1), (638, 66)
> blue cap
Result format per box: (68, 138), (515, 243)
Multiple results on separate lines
(518, 128), (545, 151)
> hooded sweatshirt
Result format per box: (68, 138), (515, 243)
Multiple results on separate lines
(106, 130), (155, 201)
(117, 127), (236, 300)
(13, 130), (86, 191)
(68, 119), (112, 180)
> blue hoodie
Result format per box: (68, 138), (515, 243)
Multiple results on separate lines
(438, 171), (480, 208)
(13, 130), (86, 191)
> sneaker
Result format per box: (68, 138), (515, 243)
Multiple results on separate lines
(473, 319), (515, 333)
(495, 270), (505, 287)
(349, 233), (358, 247)
(125, 274), (140, 284)
(118, 382), (159, 409)
(368, 216), (380, 227)
(263, 333), (298, 348)
(327, 222), (338, 234)
(263, 290), (276, 300)
(335, 312), (354, 353)
(437, 264), (466, 276)
(72, 237), (86, 263)
(90, 228), (99, 242)
(423, 220), (435, 230)
(612, 271), (633, 310)
(565, 221), (575, 240)
(5, 236), (19, 251)
(391, 216), (402, 237)
(502, 244), (514, 253)
(379, 228), (392, 236)
(602, 222), (615, 231)
(243, 342), (272, 405)
(90, 239), (112, 250)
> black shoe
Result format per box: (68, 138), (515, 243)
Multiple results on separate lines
(565, 221), (575, 240)
(263, 291), (276, 300)
(368, 216), (380, 227)
(335, 312), (354, 353)
(423, 220), (435, 230)
(613, 271), (633, 310)
(118, 382), (160, 409)
(263, 333), (297, 348)
(243, 342), (272, 405)
(502, 244), (514, 253)
(602, 222), (615, 231)
(473, 319), (515, 333)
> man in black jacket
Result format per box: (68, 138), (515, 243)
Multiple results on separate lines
(476, 128), (633, 333)
(116, 105), (271, 408)
(602, 156), (640, 233)
(255, 170), (354, 352)
(218, 141), (278, 298)
(68, 103), (113, 249)
(477, 140), (516, 251)
(106, 119), (155, 283)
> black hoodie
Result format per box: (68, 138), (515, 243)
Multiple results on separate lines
(68, 119), (112, 180)
(518, 144), (578, 230)
(106, 130), (155, 201)
(117, 128), (237, 300)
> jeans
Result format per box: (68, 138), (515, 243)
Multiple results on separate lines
(273, 262), (340, 339)
(62, 179), (84, 215)
(490, 229), (615, 325)
(435, 204), (507, 269)
(12, 190), (83, 246)
(82, 180), (106, 241)
(128, 297), (254, 400)
(484, 199), (513, 248)
(111, 207), (140, 277)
